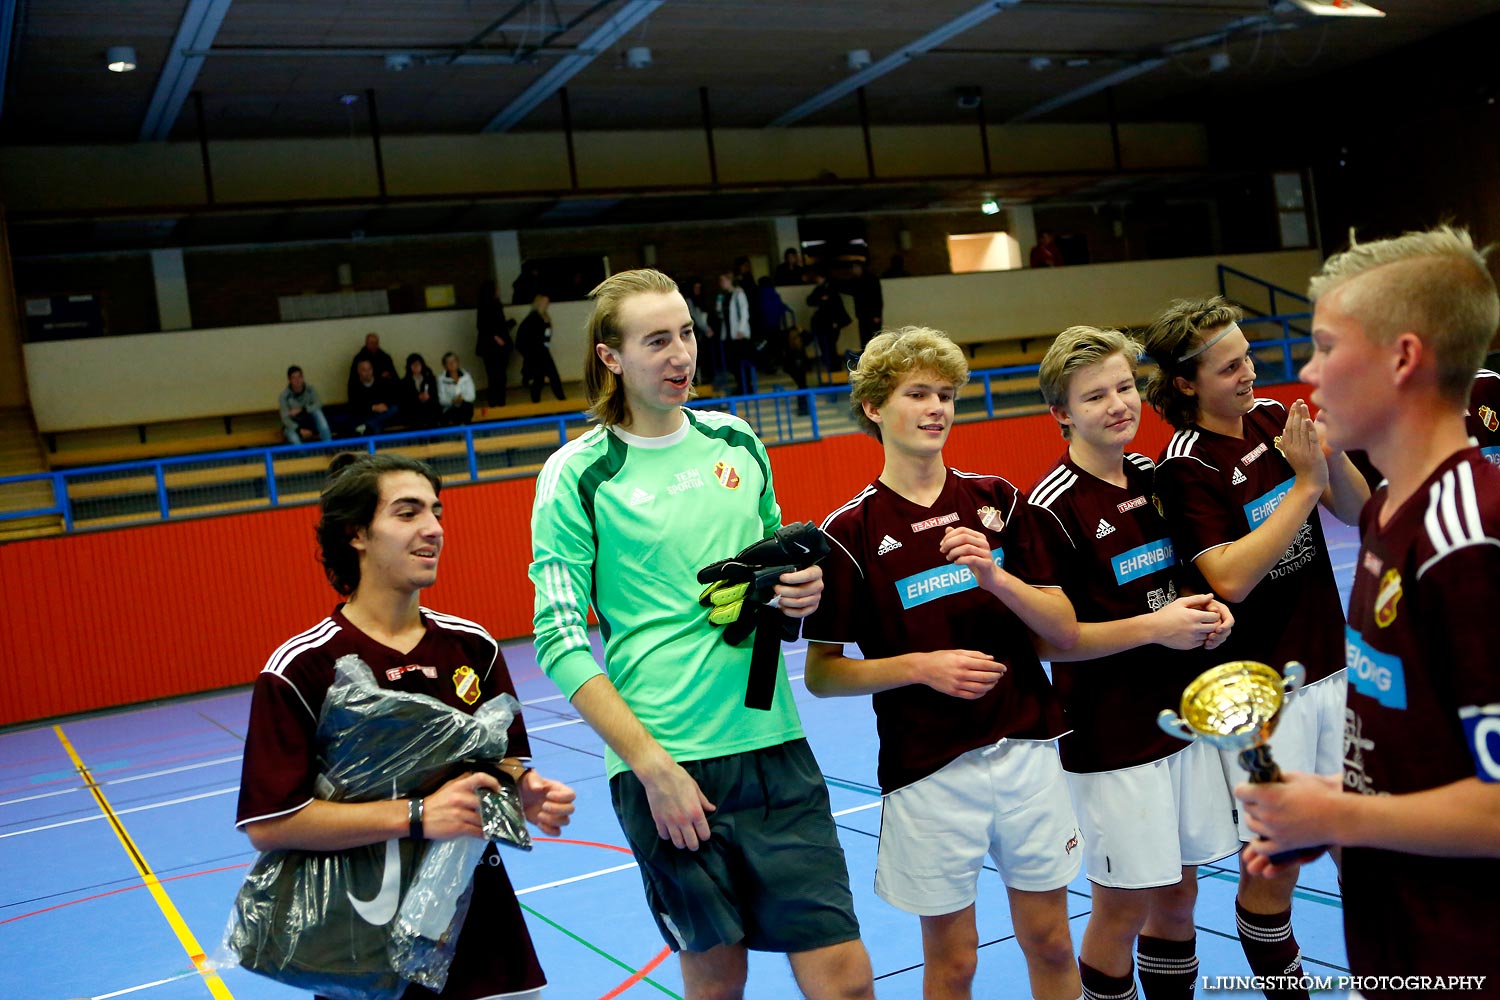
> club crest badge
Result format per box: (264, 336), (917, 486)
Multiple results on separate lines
(1272, 435), (1285, 458)
(977, 505), (1004, 532)
(713, 462), (740, 489)
(1374, 568), (1402, 629)
(1481, 405), (1499, 433)
(1152, 494), (1165, 519)
(453, 665), (481, 705)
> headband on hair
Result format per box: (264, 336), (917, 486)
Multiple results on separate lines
(1176, 323), (1239, 364)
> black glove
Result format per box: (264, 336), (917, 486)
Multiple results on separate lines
(696, 521), (830, 709)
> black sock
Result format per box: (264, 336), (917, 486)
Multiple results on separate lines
(1235, 902), (1308, 1000)
(1136, 934), (1197, 1000)
(1080, 957), (1139, 1000)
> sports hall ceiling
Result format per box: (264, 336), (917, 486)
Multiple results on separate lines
(2, 0), (1498, 250)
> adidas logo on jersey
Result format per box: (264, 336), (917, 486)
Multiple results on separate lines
(628, 487), (656, 506)
(1231, 467), (1247, 485)
(877, 534), (903, 555)
(1095, 519), (1115, 539)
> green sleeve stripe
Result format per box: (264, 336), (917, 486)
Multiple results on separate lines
(575, 431), (630, 643)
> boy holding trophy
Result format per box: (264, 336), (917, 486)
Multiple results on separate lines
(1237, 226), (1500, 996)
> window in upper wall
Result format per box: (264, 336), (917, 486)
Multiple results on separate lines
(947, 232), (1021, 274)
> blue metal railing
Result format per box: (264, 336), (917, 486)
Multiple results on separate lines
(0, 324), (1315, 537)
(1218, 263), (1311, 319)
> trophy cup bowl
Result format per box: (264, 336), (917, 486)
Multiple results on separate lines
(1158, 659), (1318, 863)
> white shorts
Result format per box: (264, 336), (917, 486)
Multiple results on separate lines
(875, 739), (1083, 916)
(1221, 668), (1347, 841)
(1066, 741), (1241, 889)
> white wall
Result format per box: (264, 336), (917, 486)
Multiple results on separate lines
(25, 249), (1322, 432)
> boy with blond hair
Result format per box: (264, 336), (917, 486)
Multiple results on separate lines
(805, 326), (1084, 1000)
(1031, 326), (1237, 1000)
(1237, 225), (1500, 996)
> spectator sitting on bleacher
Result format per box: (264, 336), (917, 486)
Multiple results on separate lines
(347, 332), (398, 397)
(438, 352), (476, 426)
(399, 353), (441, 430)
(347, 358), (402, 437)
(278, 365), (333, 445)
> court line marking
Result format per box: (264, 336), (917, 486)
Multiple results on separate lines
(0, 756), (243, 807)
(0, 786), (238, 839)
(0, 863), (250, 926)
(52, 724), (235, 999)
(516, 861), (640, 895)
(528, 718), (587, 733)
(518, 903), (682, 1000)
(94, 970), (202, 998)
(832, 801), (881, 818)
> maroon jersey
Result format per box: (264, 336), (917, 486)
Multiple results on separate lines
(1154, 399), (1343, 684)
(1340, 449), (1500, 993)
(1467, 368), (1500, 466)
(805, 468), (1068, 794)
(1028, 452), (1205, 772)
(237, 605), (543, 999)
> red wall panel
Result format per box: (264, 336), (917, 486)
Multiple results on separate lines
(0, 384), (1312, 727)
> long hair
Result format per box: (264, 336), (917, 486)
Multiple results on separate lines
(583, 269), (682, 426)
(1141, 297), (1243, 430)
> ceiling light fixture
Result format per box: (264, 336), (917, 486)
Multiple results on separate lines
(625, 46), (652, 69)
(847, 49), (872, 71)
(106, 46), (137, 73)
(385, 53), (413, 71)
(1286, 0), (1385, 17)
(981, 197), (1001, 216)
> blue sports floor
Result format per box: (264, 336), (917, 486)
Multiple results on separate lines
(0, 513), (1361, 1000)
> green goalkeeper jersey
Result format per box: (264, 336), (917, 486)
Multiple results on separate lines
(530, 408), (805, 778)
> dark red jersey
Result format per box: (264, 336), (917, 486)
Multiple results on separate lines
(237, 605), (542, 999)
(1340, 449), (1500, 993)
(806, 468), (1068, 794)
(1028, 452), (1206, 772)
(1154, 399), (1344, 684)
(1466, 368), (1500, 466)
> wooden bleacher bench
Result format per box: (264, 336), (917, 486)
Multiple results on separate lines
(47, 410), (286, 469)
(63, 423), (593, 520)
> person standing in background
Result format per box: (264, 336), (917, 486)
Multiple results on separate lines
(476, 279), (515, 407)
(517, 295), (566, 404)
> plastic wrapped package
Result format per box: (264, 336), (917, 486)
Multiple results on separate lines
(218, 655), (529, 1000)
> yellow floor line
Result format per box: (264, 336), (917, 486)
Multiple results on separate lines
(54, 724), (235, 1000)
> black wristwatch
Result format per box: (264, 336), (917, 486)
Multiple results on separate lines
(408, 797), (425, 840)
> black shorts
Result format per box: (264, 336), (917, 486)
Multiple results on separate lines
(609, 738), (861, 954)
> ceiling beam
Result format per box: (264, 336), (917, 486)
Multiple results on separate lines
(483, 0), (664, 133)
(0, 0), (16, 120)
(768, 0), (1023, 128)
(140, 0), (234, 141)
(1008, 11), (1289, 122)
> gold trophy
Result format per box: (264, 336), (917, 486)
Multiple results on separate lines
(1159, 660), (1318, 864)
